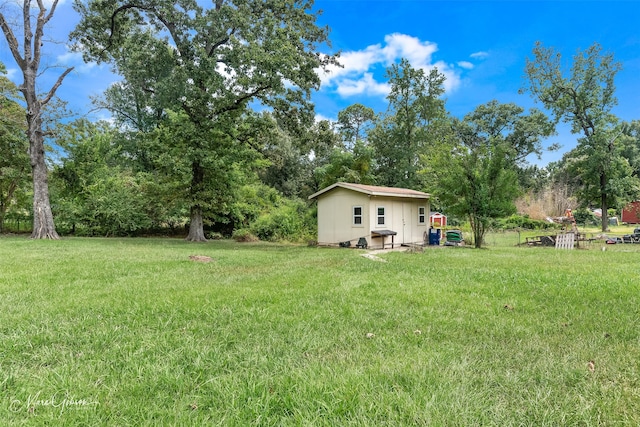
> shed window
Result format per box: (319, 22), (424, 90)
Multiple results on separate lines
(377, 206), (385, 226)
(353, 206), (363, 226)
(418, 206), (426, 224)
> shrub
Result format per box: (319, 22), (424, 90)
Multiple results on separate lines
(496, 214), (558, 230)
(250, 199), (315, 242)
(572, 208), (599, 226)
(232, 228), (259, 242)
(206, 231), (224, 240)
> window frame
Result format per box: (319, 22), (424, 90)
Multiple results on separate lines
(418, 206), (426, 225)
(353, 206), (363, 227)
(376, 206), (386, 227)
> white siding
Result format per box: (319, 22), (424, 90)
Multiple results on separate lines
(315, 187), (429, 248)
(316, 188), (370, 245)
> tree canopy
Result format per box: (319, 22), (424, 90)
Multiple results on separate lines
(429, 101), (554, 247)
(71, 0), (338, 241)
(522, 41), (637, 231)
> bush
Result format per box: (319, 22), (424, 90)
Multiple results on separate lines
(232, 228), (259, 242)
(249, 199), (315, 242)
(572, 208), (599, 226)
(496, 214), (558, 230)
(206, 231), (224, 240)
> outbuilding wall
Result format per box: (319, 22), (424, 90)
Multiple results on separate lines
(316, 187), (370, 245)
(316, 188), (429, 247)
(622, 201), (640, 224)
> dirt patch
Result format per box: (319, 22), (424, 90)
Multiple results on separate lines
(189, 255), (214, 263)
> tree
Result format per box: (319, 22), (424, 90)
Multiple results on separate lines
(0, 0), (74, 239)
(51, 119), (159, 236)
(71, 0), (338, 241)
(0, 63), (30, 232)
(522, 41), (629, 231)
(370, 59), (447, 189)
(561, 124), (640, 218)
(429, 101), (554, 248)
(313, 140), (376, 189)
(336, 103), (375, 150)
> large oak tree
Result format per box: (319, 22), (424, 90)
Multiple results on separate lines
(71, 0), (337, 241)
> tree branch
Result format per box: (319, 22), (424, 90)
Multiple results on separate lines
(41, 66), (74, 106)
(214, 85), (271, 116)
(0, 12), (25, 69)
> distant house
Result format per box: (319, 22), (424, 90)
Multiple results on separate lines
(622, 201), (640, 224)
(308, 182), (431, 249)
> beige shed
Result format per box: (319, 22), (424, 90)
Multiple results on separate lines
(308, 182), (431, 249)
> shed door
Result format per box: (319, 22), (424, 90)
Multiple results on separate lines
(403, 203), (414, 244)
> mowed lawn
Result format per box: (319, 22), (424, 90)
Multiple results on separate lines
(1, 236), (639, 426)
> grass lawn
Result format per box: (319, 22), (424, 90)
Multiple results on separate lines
(1, 235), (639, 425)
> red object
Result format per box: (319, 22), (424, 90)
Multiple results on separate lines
(622, 201), (640, 224)
(430, 212), (447, 228)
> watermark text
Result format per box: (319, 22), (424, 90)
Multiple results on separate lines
(9, 391), (99, 414)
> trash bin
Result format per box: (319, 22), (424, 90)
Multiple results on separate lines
(445, 230), (463, 246)
(428, 227), (441, 245)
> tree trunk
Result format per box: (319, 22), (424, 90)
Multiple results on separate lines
(30, 149), (59, 239)
(27, 99), (59, 239)
(601, 172), (609, 232)
(1, 0), (72, 239)
(470, 214), (484, 248)
(186, 205), (207, 242)
(185, 161), (207, 242)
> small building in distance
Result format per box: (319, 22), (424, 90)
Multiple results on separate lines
(622, 201), (640, 224)
(308, 182), (430, 249)
(429, 212), (447, 228)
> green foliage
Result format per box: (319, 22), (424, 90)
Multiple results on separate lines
(336, 103), (376, 149)
(0, 69), (30, 232)
(51, 120), (178, 236)
(71, 0), (338, 241)
(250, 198), (315, 242)
(430, 101), (552, 247)
(231, 228), (259, 242)
(496, 214), (558, 230)
(522, 42), (639, 231)
(572, 208), (600, 226)
(370, 59), (448, 189)
(313, 140), (376, 189)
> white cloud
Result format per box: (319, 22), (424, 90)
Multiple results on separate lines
(336, 73), (390, 97)
(57, 50), (97, 73)
(457, 61), (474, 70)
(380, 33), (438, 66)
(6, 67), (19, 80)
(314, 113), (333, 124)
(470, 51), (489, 60)
(320, 33), (465, 98)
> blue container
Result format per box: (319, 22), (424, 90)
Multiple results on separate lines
(428, 228), (441, 245)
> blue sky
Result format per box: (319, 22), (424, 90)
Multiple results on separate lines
(2, 0), (640, 165)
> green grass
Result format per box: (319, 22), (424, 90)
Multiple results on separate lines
(1, 236), (639, 425)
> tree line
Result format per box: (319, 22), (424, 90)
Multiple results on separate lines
(2, 1), (639, 247)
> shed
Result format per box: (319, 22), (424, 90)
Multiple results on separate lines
(308, 182), (431, 249)
(622, 201), (640, 224)
(429, 212), (447, 228)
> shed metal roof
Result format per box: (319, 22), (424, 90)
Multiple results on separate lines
(308, 182), (430, 200)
